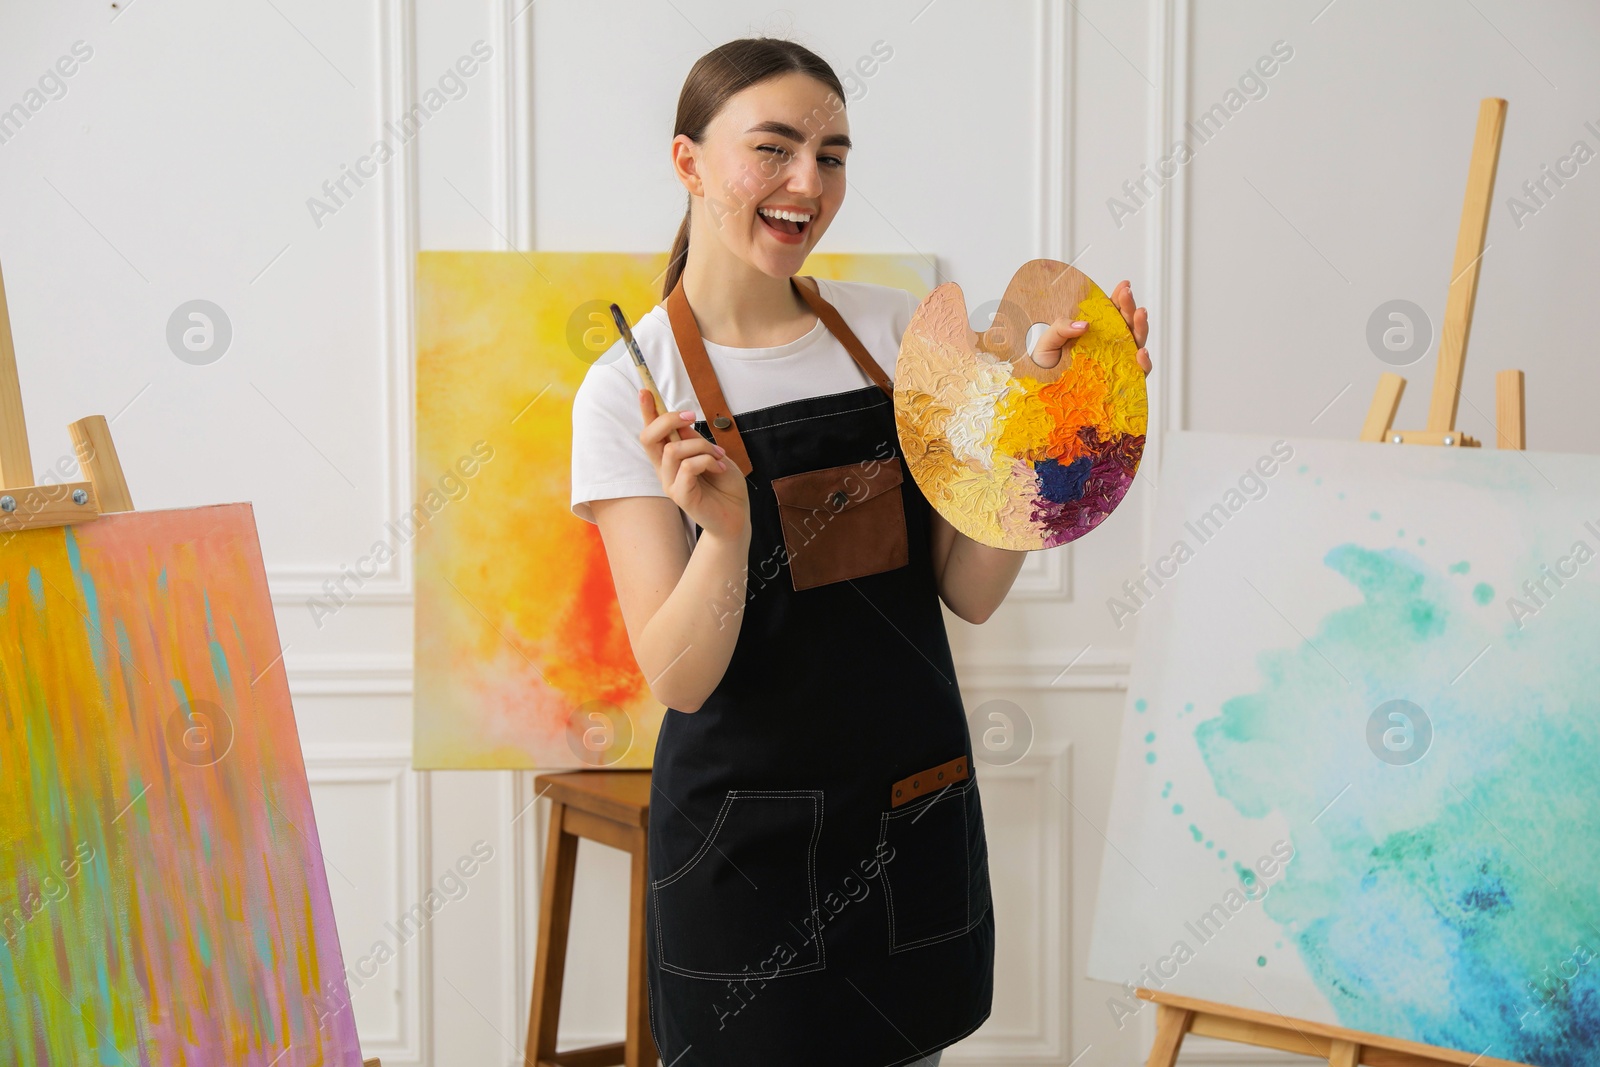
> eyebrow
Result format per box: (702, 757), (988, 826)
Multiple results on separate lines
(745, 120), (853, 150)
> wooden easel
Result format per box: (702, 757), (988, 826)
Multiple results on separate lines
(1142, 97), (1530, 1067)
(1141, 990), (1525, 1067)
(0, 258), (383, 1067)
(0, 259), (132, 532)
(1359, 98), (1524, 453)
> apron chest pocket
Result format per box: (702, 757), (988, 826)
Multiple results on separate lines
(652, 790), (825, 980)
(770, 456), (909, 591)
(877, 776), (990, 954)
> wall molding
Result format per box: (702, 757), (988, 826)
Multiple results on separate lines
(1010, 0), (1078, 603)
(286, 653), (414, 696)
(268, 0), (417, 605)
(494, 0), (536, 249)
(505, 769), (540, 1061)
(304, 741), (432, 1065)
(959, 648), (1132, 691)
(1129, 6), (1298, 1065)
(956, 740), (1072, 1062)
(1139, 0), (1191, 560)
(1011, 547), (1071, 599)
(280, 649), (1129, 700)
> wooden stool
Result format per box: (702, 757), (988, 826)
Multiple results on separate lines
(524, 770), (656, 1067)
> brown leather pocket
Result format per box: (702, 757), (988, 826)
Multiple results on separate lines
(770, 456), (909, 591)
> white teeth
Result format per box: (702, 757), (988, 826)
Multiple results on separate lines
(759, 207), (812, 223)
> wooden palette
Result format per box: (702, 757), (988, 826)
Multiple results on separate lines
(894, 259), (1147, 550)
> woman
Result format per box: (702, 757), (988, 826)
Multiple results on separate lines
(570, 37), (1152, 1067)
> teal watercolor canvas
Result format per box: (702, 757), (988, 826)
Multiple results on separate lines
(1088, 431), (1600, 1066)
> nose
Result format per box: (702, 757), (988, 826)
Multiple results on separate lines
(787, 153), (824, 199)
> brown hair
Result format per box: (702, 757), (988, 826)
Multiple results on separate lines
(663, 38), (847, 298)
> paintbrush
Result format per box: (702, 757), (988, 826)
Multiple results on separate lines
(609, 302), (683, 442)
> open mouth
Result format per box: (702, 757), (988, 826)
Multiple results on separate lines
(757, 206), (813, 243)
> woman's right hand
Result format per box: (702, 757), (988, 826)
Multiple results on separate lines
(637, 390), (750, 541)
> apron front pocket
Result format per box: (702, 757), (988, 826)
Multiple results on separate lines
(652, 789), (825, 980)
(878, 776), (990, 954)
(771, 456), (909, 591)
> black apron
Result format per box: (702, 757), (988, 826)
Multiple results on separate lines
(645, 278), (995, 1067)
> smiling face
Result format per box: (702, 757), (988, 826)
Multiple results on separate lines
(673, 71), (851, 279)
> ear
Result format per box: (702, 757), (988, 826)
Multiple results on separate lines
(671, 134), (704, 197)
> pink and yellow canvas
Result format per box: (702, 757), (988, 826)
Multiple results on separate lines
(0, 504), (361, 1066)
(413, 251), (935, 769)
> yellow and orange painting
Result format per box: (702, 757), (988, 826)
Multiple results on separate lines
(413, 251), (933, 769)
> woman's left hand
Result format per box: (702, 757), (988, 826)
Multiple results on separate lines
(1029, 278), (1152, 376)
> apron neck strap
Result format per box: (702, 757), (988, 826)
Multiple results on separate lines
(791, 279), (894, 396)
(665, 276), (893, 478)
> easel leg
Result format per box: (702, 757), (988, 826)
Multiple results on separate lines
(1427, 97), (1506, 434)
(1360, 372), (1406, 443)
(68, 415), (134, 513)
(1494, 369), (1525, 450)
(1328, 1038), (1361, 1067)
(0, 258), (33, 491)
(525, 800), (578, 1067)
(1146, 1003), (1195, 1067)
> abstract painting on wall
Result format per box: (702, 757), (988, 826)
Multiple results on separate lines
(0, 504), (362, 1066)
(1089, 431), (1600, 1067)
(413, 251), (936, 769)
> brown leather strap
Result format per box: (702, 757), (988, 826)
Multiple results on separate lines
(890, 756), (969, 808)
(791, 278), (894, 398)
(666, 280), (754, 476)
(665, 276), (893, 478)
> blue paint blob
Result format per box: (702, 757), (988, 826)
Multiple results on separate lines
(1474, 582), (1494, 605)
(1135, 698), (1148, 713)
(1035, 455), (1094, 504)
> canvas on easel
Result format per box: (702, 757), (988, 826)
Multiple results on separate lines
(1089, 430), (1596, 1066)
(1089, 97), (1587, 1067)
(0, 259), (371, 1065)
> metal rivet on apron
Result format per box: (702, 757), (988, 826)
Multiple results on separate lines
(830, 490), (848, 508)
(713, 415), (732, 429)
(894, 789), (902, 797)
(937, 771), (944, 779)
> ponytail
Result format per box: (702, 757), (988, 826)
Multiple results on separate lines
(663, 202), (692, 298)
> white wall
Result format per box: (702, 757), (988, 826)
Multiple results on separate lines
(2, 0), (1594, 1063)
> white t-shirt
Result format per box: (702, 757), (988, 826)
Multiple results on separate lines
(569, 277), (921, 526)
